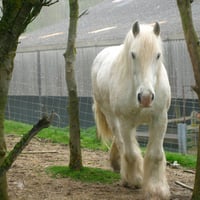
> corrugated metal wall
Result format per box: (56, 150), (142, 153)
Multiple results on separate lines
(10, 46), (105, 97)
(10, 39), (196, 99)
(163, 39), (196, 99)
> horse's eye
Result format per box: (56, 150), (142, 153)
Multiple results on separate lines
(156, 53), (161, 60)
(131, 52), (136, 59)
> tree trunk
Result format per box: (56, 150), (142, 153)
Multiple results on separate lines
(0, 1), (58, 199)
(64, 0), (82, 170)
(176, 0), (200, 199)
(0, 48), (16, 200)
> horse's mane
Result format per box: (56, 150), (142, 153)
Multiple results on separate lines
(114, 24), (163, 80)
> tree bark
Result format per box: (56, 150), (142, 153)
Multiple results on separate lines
(64, 0), (82, 170)
(0, 1), (57, 199)
(0, 61), (12, 200)
(176, 0), (200, 95)
(177, 0), (200, 199)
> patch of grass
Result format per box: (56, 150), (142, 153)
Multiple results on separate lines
(166, 151), (196, 169)
(5, 120), (69, 145)
(46, 166), (120, 184)
(81, 127), (108, 151)
(4, 120), (32, 135)
(4, 120), (107, 150)
(38, 127), (69, 145)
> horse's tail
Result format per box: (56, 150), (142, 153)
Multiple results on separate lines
(93, 100), (113, 143)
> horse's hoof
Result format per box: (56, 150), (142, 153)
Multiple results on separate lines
(110, 162), (120, 173)
(122, 181), (132, 188)
(144, 186), (170, 200)
(121, 180), (142, 189)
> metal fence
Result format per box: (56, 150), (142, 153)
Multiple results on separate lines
(5, 38), (200, 153)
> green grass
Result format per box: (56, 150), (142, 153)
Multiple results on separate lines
(4, 120), (197, 169)
(81, 127), (108, 151)
(4, 120), (107, 150)
(166, 151), (196, 169)
(46, 166), (120, 184)
(5, 120), (70, 144)
(5, 120), (32, 135)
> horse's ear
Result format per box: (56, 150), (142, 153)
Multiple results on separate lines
(132, 21), (140, 37)
(153, 22), (160, 36)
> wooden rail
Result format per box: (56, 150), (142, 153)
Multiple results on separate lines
(168, 116), (191, 123)
(136, 132), (177, 140)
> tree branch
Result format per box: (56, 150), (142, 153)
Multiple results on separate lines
(79, 9), (89, 18)
(0, 112), (55, 177)
(42, 0), (59, 6)
(0, 0), (59, 66)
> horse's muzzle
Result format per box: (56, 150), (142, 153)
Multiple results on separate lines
(138, 92), (154, 107)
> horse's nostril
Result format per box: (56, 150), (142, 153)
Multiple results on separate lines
(151, 93), (154, 101)
(138, 93), (142, 103)
(138, 92), (154, 106)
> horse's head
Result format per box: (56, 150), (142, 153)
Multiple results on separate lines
(127, 21), (163, 108)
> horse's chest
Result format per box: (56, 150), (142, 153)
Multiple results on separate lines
(133, 109), (154, 125)
(112, 103), (155, 125)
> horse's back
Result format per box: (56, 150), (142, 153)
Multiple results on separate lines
(92, 45), (122, 78)
(91, 45), (122, 102)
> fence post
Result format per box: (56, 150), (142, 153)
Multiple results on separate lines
(37, 50), (44, 116)
(177, 123), (187, 154)
(37, 50), (42, 98)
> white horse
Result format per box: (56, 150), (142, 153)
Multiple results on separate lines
(91, 22), (171, 200)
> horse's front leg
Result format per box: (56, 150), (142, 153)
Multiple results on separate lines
(143, 111), (170, 200)
(119, 123), (143, 189)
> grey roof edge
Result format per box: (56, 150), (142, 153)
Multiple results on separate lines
(17, 31), (200, 53)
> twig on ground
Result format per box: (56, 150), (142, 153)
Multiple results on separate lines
(175, 181), (193, 191)
(183, 169), (195, 174)
(22, 150), (58, 154)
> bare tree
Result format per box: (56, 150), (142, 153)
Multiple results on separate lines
(64, 0), (82, 170)
(0, 1), (57, 199)
(176, 0), (200, 199)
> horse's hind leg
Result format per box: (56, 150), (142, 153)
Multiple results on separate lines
(110, 137), (121, 172)
(143, 112), (170, 200)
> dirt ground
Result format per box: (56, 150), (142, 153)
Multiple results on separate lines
(6, 134), (194, 200)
